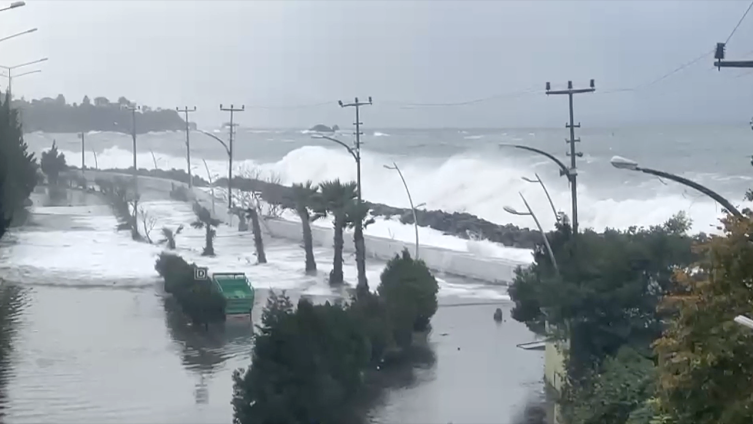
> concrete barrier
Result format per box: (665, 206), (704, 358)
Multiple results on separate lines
(74, 170), (530, 283)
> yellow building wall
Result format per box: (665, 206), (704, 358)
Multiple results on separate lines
(544, 337), (567, 424)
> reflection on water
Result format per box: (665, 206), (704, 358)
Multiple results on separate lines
(0, 284), (27, 421)
(162, 295), (253, 406)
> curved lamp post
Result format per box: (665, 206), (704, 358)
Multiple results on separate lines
(312, 133), (362, 200)
(500, 143), (579, 233)
(1, 1), (25, 12)
(383, 162), (421, 259)
(610, 155), (743, 219)
(195, 129), (231, 210)
(522, 173), (559, 223)
(504, 192), (559, 275)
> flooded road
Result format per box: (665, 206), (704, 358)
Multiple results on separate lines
(0, 188), (543, 423)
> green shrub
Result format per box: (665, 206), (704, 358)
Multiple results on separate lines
(154, 253), (226, 327)
(377, 249), (439, 347)
(232, 292), (370, 424)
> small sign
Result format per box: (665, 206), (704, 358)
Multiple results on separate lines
(194, 267), (209, 280)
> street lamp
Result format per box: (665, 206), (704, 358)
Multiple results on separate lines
(0, 1), (25, 12)
(384, 162), (421, 259)
(0, 57), (48, 94)
(504, 192), (559, 275)
(312, 132), (361, 197)
(610, 155), (743, 218)
(195, 130), (231, 213)
(0, 28), (37, 44)
(500, 143), (578, 232)
(521, 173), (559, 223)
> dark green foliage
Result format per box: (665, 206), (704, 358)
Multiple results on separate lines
(191, 201), (220, 256)
(232, 292), (370, 424)
(378, 249), (439, 346)
(40, 140), (67, 186)
(561, 347), (656, 424)
(289, 181), (320, 274)
(508, 213), (697, 379)
(0, 91), (38, 224)
(315, 179), (358, 285)
(13, 95), (188, 134)
(346, 200), (375, 296)
(154, 253), (226, 327)
(232, 257), (440, 424)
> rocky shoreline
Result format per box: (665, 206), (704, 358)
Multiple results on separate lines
(78, 167), (541, 250)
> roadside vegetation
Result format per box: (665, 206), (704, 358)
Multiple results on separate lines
(231, 249), (438, 424)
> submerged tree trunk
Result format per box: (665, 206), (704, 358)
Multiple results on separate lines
(247, 207), (267, 264)
(354, 221), (368, 295)
(203, 225), (215, 256)
(299, 208), (317, 275)
(330, 217), (345, 285)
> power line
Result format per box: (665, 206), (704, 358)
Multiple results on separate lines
(600, 49), (714, 94)
(725, 0), (753, 44)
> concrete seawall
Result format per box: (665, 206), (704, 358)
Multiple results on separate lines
(73, 170), (530, 283)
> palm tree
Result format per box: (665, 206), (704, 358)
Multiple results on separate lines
(158, 225), (184, 249)
(345, 200), (374, 295)
(244, 198), (267, 264)
(290, 181), (320, 275)
(191, 202), (220, 256)
(314, 179), (357, 285)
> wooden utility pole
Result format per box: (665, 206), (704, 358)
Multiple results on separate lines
(123, 104), (140, 187)
(220, 104), (244, 209)
(545, 80), (595, 235)
(176, 106), (197, 188)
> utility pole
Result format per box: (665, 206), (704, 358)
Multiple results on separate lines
(338, 97), (372, 202)
(78, 132), (85, 173)
(219, 104), (244, 209)
(545, 80), (595, 235)
(714, 42), (753, 69)
(176, 106), (197, 188)
(123, 104), (140, 187)
(339, 96), (372, 294)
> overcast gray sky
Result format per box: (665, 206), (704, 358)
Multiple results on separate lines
(4, 0), (753, 128)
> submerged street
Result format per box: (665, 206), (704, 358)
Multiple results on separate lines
(0, 188), (543, 423)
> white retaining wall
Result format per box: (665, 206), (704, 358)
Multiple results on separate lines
(74, 170), (529, 283)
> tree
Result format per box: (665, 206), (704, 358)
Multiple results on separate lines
(138, 206), (157, 243)
(244, 198), (267, 264)
(191, 202), (220, 256)
(54, 94), (66, 106)
(0, 91), (38, 223)
(159, 225), (183, 249)
(290, 181), (320, 275)
(346, 200), (375, 296)
(40, 141), (67, 186)
(654, 213), (753, 424)
(231, 292), (370, 424)
(117, 96), (131, 107)
(561, 346), (656, 424)
(315, 179), (357, 285)
(377, 249), (439, 347)
(508, 213), (697, 380)
(82, 95), (91, 106)
(93, 96), (109, 107)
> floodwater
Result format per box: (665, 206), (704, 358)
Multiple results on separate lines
(0, 188), (544, 424)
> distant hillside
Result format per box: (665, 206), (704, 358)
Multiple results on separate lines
(12, 95), (195, 134)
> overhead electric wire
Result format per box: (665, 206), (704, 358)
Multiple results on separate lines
(725, 0), (753, 44)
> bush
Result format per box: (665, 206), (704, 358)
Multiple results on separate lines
(232, 255), (441, 424)
(377, 249), (439, 346)
(232, 292), (370, 424)
(154, 253), (225, 327)
(169, 183), (190, 202)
